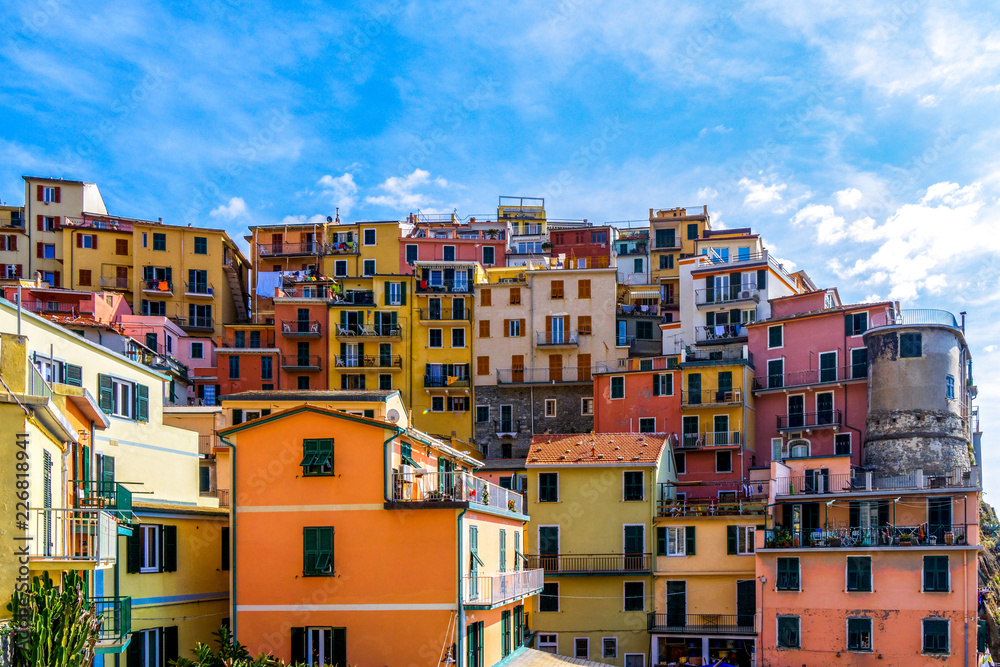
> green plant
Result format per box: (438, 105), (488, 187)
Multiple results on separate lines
(6, 571), (101, 667)
(174, 626), (310, 667)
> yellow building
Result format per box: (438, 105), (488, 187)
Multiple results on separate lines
(525, 433), (675, 665)
(0, 299), (228, 663)
(59, 212), (250, 340)
(648, 206), (710, 321)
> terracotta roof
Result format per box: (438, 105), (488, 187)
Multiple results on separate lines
(526, 433), (667, 466)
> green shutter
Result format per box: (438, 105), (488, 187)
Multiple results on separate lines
(127, 528), (141, 573)
(162, 525), (177, 572)
(98, 374), (113, 413)
(127, 633), (142, 666)
(290, 628), (305, 665)
(304, 527), (318, 574)
(400, 281), (407, 305)
(65, 364), (83, 387)
(656, 527), (666, 556)
(232, 409), (243, 425)
(514, 532), (521, 571)
(653, 375), (660, 396)
(384, 287), (390, 305)
(705, 275), (714, 302)
(500, 530), (506, 572)
(665, 374), (673, 395)
(845, 313), (853, 335)
(163, 626), (179, 664)
(757, 268), (767, 289)
(727, 525), (738, 554)
(685, 526), (696, 555)
(706, 311), (715, 326)
(136, 384), (149, 422)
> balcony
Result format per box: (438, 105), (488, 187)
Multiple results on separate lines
(198, 434), (217, 457)
(535, 331), (579, 347)
(868, 307), (962, 332)
(695, 324), (748, 345)
(652, 238), (682, 250)
(677, 431), (742, 449)
(75, 481), (134, 527)
(184, 282), (214, 298)
(629, 338), (662, 357)
(524, 553), (652, 575)
(753, 365), (867, 391)
(28, 508), (118, 569)
(173, 316), (214, 331)
(219, 331), (276, 349)
(762, 524), (974, 549)
(331, 290), (375, 306)
(217, 489), (230, 508)
(683, 347), (753, 367)
(335, 354), (403, 370)
(617, 305), (661, 317)
(280, 354), (322, 371)
(141, 278), (172, 295)
(257, 241), (325, 257)
(417, 308), (472, 322)
(773, 467), (980, 497)
(648, 613), (755, 636)
(776, 410), (843, 431)
(334, 324), (402, 339)
(325, 240), (359, 255)
(280, 319), (323, 338)
(390, 471), (528, 515)
(496, 366), (595, 384)
(415, 279), (473, 294)
(657, 497), (766, 518)
(99, 275), (131, 291)
(463, 569), (545, 608)
(681, 389), (742, 407)
(511, 223), (545, 236)
(692, 249), (792, 282)
(695, 285), (760, 308)
(64, 216), (133, 232)
(278, 285), (334, 300)
(424, 375), (471, 388)
(93, 596), (131, 649)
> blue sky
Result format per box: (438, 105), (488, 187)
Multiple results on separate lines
(2, 1), (997, 494)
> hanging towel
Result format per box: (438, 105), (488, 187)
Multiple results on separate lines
(158, 280), (169, 291)
(715, 325), (725, 335)
(255, 271), (283, 298)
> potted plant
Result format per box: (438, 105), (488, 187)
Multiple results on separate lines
(541, 241), (552, 250)
(776, 530), (792, 548)
(792, 534), (801, 548)
(508, 499), (516, 512)
(828, 535), (843, 547)
(765, 535), (776, 549)
(957, 531), (967, 545)
(899, 532), (915, 546)
(486, 229), (499, 239)
(944, 531), (955, 545)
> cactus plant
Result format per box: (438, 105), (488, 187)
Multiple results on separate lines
(6, 571), (100, 667)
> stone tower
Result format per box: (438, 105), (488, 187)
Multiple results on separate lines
(862, 308), (973, 477)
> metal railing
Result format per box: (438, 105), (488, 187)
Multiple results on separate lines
(280, 319), (322, 336)
(28, 508), (117, 567)
(391, 471), (528, 514)
(423, 375), (471, 388)
(524, 553), (652, 574)
(93, 596), (131, 644)
(220, 332), (276, 348)
(629, 339), (662, 356)
(335, 354), (403, 369)
(676, 431), (742, 448)
(496, 366), (595, 384)
(325, 241), (360, 254)
(617, 305), (661, 317)
(753, 365), (867, 390)
(331, 290), (375, 305)
(657, 498), (766, 517)
(695, 249), (792, 281)
(511, 224), (545, 236)
(334, 324), (402, 338)
(463, 569), (545, 606)
(776, 410), (843, 429)
(184, 282), (213, 296)
(175, 316), (213, 330)
(415, 279), (473, 294)
(684, 346), (753, 365)
(648, 613), (756, 635)
(75, 481), (133, 523)
(141, 278), (172, 292)
(417, 308), (472, 321)
(695, 324), (748, 343)
(695, 285), (760, 306)
(681, 389), (742, 406)
(762, 524), (973, 549)
(279, 354), (322, 369)
(278, 285), (333, 299)
(63, 216), (133, 232)
(257, 241), (326, 256)
(99, 275), (131, 290)
(652, 239), (682, 250)
(869, 308), (961, 331)
(27, 363), (52, 398)
(535, 331), (579, 345)
(774, 467), (980, 496)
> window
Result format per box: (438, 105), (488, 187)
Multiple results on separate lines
(716, 450), (732, 473)
(603, 637), (618, 659)
(451, 328), (465, 348)
(544, 399), (557, 417)
(847, 617), (872, 652)
(483, 246), (495, 265)
(378, 374), (392, 390)
(662, 526), (692, 556)
(835, 433), (851, 456)
(578, 279), (591, 298)
(777, 557), (799, 590)
(574, 638), (589, 659)
(40, 216), (56, 231)
(610, 376), (625, 399)
(900, 332), (922, 357)
(777, 616), (800, 649)
(674, 452), (686, 474)
(923, 619), (949, 654)
(190, 342), (204, 359)
(476, 356), (489, 375)
(429, 329), (443, 348)
(539, 473), (558, 502)
(300, 439), (334, 476)
(727, 525), (755, 555)
(636, 320), (653, 339)
(539, 583), (559, 612)
(362, 259), (376, 276)
(687, 223), (698, 240)
(768, 325), (783, 349)
(442, 245), (455, 261)
(140, 525), (160, 572)
(405, 244), (417, 264)
(819, 351), (837, 382)
(538, 634), (557, 653)
(551, 280), (564, 299)
(79, 234), (96, 249)
(846, 556), (872, 592)
(851, 347), (867, 379)
(431, 396), (444, 412)
(946, 374), (955, 399)
(76, 269), (92, 286)
(478, 320), (490, 338)
(507, 319), (522, 337)
(653, 373), (673, 396)
(128, 523), (177, 574)
(637, 417), (656, 433)
(510, 287), (521, 305)
(623, 471), (644, 500)
(98, 374), (149, 422)
(41, 243), (56, 259)
(41, 186), (57, 203)
(501, 609), (511, 657)
(581, 398), (594, 415)
(257, 356), (271, 380)
(302, 526), (334, 576)
(846, 311), (868, 336)
(476, 405), (489, 423)
(623, 582), (644, 611)
(448, 396), (469, 412)
(228, 356), (240, 379)
(578, 315), (592, 334)
(924, 556), (949, 592)
(479, 288), (492, 308)
(194, 236), (207, 254)
(363, 228), (376, 245)
(153, 233), (166, 251)
(334, 260), (347, 277)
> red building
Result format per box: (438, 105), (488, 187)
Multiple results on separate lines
(593, 356), (682, 435)
(548, 224), (615, 269)
(198, 323), (277, 403)
(399, 217), (506, 273)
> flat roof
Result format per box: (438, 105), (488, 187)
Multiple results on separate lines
(223, 389), (399, 403)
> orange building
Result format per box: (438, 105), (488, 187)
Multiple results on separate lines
(593, 355), (682, 435)
(223, 405), (543, 666)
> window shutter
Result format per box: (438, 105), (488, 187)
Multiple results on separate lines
(261, 409), (271, 417)
(53, 217), (60, 230)
(221, 526), (230, 571)
(126, 633), (142, 666)
(98, 374), (113, 413)
(36, 185), (44, 201)
(8, 236), (15, 252)
(162, 525), (177, 572)
(162, 626), (179, 664)
(135, 384), (149, 422)
(705, 275), (714, 302)
(36, 242), (43, 258)
(52, 271), (59, 287)
(333, 628), (347, 666)
(92, 235), (97, 250)
(849, 501), (859, 528)
(401, 281), (407, 305)
(65, 364), (83, 387)
(730, 307), (740, 324)
(290, 628), (305, 665)
(685, 526), (696, 555)
(127, 528), (141, 573)
(727, 525), (737, 554)
(665, 374), (673, 395)
(77, 235), (83, 248)
(656, 526), (666, 556)
(232, 409), (243, 425)
(845, 313), (853, 336)
(757, 268), (767, 289)
(384, 287), (390, 305)
(653, 375), (660, 396)
(54, 187), (61, 203)
(706, 311), (715, 326)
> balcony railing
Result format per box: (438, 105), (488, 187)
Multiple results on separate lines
(535, 331), (579, 346)
(28, 508), (117, 568)
(773, 467), (980, 496)
(415, 279), (473, 294)
(681, 389), (742, 406)
(869, 308), (962, 332)
(100, 275), (131, 290)
(64, 216), (133, 232)
(257, 241), (326, 256)
(648, 613), (756, 635)
(496, 366), (595, 384)
(391, 471), (528, 515)
(463, 569), (545, 607)
(695, 285), (760, 307)
(617, 305), (661, 317)
(174, 316), (214, 331)
(776, 410), (843, 430)
(219, 332), (276, 348)
(695, 324), (748, 344)
(278, 285), (333, 299)
(423, 375), (471, 388)
(511, 224), (545, 236)
(676, 431), (742, 448)
(198, 434), (216, 457)
(184, 282), (213, 297)
(75, 481), (133, 526)
(93, 596), (131, 645)
(629, 339), (662, 357)
(652, 239), (682, 250)
(27, 363), (52, 398)
(418, 308), (472, 321)
(280, 354), (322, 370)
(335, 324), (402, 338)
(335, 354), (403, 369)
(657, 498), (766, 517)
(141, 278), (172, 294)
(753, 365), (868, 390)
(332, 290), (375, 306)
(762, 524), (974, 549)
(217, 489), (230, 508)
(280, 319), (322, 337)
(524, 553), (652, 574)
(684, 347), (753, 366)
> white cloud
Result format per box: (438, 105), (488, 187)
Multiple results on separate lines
(791, 204), (846, 244)
(280, 214), (329, 224)
(834, 187), (863, 208)
(699, 125), (733, 137)
(697, 187), (719, 200)
(317, 173), (358, 216)
(739, 178), (787, 207)
(365, 168), (451, 210)
(986, 345), (998, 353)
(209, 197), (248, 220)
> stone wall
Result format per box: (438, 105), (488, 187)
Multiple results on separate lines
(473, 384), (595, 459)
(864, 409), (971, 476)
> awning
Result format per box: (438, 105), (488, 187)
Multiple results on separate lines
(629, 289), (661, 298)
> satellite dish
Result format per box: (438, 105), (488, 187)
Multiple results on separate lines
(327, 216), (333, 223)
(386, 409), (400, 424)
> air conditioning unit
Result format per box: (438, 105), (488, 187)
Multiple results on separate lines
(740, 290), (753, 299)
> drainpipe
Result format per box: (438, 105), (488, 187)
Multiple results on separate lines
(457, 507), (468, 664)
(964, 549), (969, 667)
(219, 433), (238, 644)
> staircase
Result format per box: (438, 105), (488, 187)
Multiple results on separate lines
(224, 264), (250, 322)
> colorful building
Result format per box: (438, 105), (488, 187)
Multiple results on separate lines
(548, 224), (615, 270)
(592, 356), (682, 436)
(525, 433), (674, 665)
(400, 215), (507, 272)
(614, 228), (650, 286)
(223, 404), (542, 666)
(648, 206), (710, 323)
(0, 202), (28, 279)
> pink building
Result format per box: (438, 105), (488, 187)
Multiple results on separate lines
(3, 284), (131, 322)
(399, 218), (506, 273)
(748, 290), (892, 467)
